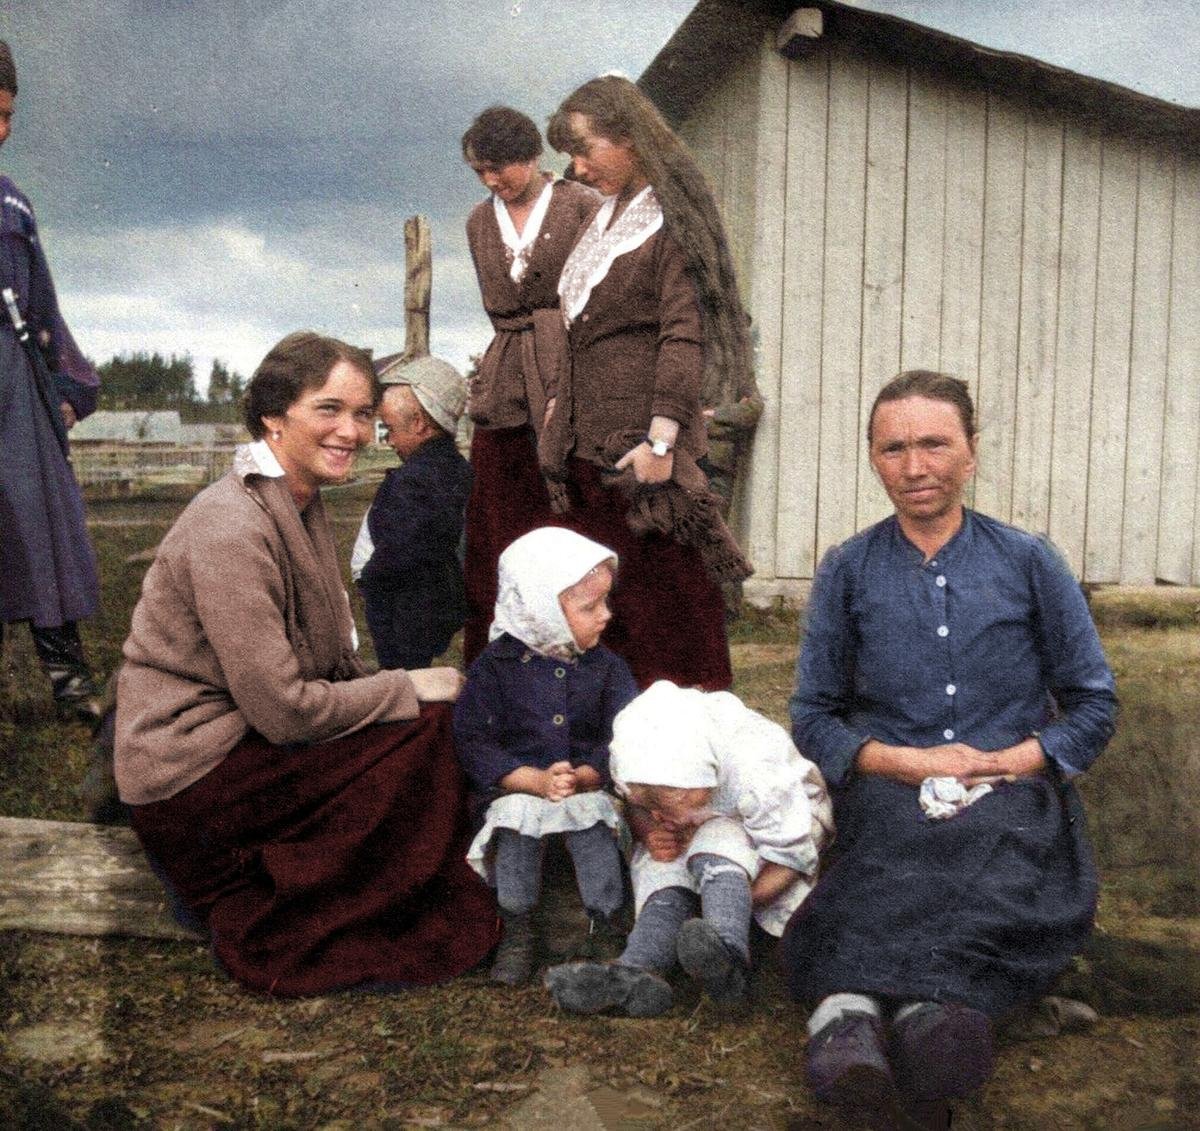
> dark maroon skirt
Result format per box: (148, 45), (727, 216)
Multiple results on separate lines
(560, 458), (732, 691)
(462, 425), (558, 665)
(130, 704), (498, 996)
(463, 427), (731, 690)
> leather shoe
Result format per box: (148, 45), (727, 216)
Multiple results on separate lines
(805, 1011), (896, 1111)
(891, 1002), (994, 1101)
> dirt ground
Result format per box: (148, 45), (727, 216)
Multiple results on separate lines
(1, 488), (1198, 1129)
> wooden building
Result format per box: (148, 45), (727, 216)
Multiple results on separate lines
(640, 0), (1200, 599)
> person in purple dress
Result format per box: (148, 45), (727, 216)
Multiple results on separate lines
(0, 40), (102, 720)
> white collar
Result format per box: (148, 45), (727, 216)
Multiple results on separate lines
(493, 178), (554, 284)
(233, 439), (287, 480)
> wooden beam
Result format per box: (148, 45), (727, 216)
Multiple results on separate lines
(0, 816), (201, 941)
(777, 7), (823, 60)
(403, 214), (432, 360)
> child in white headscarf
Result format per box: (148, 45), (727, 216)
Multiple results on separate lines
(454, 527), (639, 985)
(545, 680), (833, 1016)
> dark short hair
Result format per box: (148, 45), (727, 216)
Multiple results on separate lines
(462, 106), (542, 165)
(0, 41), (17, 96)
(243, 331), (378, 439)
(867, 370), (977, 444)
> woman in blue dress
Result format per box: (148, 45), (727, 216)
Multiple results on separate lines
(785, 370), (1117, 1123)
(0, 40), (102, 719)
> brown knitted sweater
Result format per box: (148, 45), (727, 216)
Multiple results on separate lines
(115, 453), (418, 805)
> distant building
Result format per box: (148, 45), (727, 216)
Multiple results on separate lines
(72, 411), (183, 445)
(641, 0), (1200, 594)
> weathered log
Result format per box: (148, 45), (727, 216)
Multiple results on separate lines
(403, 214), (432, 360)
(0, 816), (201, 941)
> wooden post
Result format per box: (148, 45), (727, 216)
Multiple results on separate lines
(0, 816), (201, 940)
(404, 215), (432, 360)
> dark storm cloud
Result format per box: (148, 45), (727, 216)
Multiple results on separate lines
(0, 1), (1193, 384)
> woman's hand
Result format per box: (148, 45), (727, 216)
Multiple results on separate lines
(857, 737), (1047, 787)
(407, 666), (465, 702)
(615, 441), (674, 485)
(615, 415), (679, 485)
(961, 737), (1047, 786)
(60, 400), (78, 430)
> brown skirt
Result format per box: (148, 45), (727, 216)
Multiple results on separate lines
(130, 704), (498, 996)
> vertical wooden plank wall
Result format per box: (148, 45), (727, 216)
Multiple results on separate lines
(816, 54), (869, 554)
(1010, 115), (1064, 536)
(1159, 157), (1200, 584)
(1084, 137), (1138, 582)
(1048, 123), (1102, 577)
(855, 60), (908, 532)
(775, 45), (829, 579)
(686, 30), (1200, 590)
(1122, 148), (1174, 582)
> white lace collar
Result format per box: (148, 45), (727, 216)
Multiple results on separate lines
(558, 185), (663, 326)
(493, 177), (554, 284)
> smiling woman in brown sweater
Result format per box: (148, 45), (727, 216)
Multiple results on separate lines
(114, 332), (497, 996)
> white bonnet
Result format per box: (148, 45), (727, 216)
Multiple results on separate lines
(489, 527), (617, 657)
(609, 680), (720, 791)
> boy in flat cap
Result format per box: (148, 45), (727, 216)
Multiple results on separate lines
(352, 355), (472, 670)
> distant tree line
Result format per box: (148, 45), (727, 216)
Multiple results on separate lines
(96, 352), (246, 422)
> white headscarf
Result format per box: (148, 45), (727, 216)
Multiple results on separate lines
(609, 680), (720, 791)
(489, 527), (617, 660)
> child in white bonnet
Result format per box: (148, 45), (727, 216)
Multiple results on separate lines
(454, 527), (639, 985)
(546, 679), (833, 1016)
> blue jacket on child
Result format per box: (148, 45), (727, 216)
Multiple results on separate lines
(454, 632), (639, 795)
(358, 432), (471, 669)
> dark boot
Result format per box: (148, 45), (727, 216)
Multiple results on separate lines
(576, 910), (627, 962)
(543, 961), (673, 1018)
(490, 911), (536, 986)
(676, 918), (751, 1009)
(31, 622), (102, 724)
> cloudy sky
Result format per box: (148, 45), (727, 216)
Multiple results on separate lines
(1, 1), (1196, 393)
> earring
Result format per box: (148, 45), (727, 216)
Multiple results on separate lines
(272, 430), (281, 441)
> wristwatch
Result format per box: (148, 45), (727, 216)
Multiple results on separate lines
(646, 435), (674, 457)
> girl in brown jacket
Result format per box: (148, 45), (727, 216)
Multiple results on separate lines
(460, 106), (600, 663)
(543, 76), (755, 692)
(115, 332), (497, 996)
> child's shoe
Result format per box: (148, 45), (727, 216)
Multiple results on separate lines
(576, 911), (627, 962)
(676, 918), (750, 1009)
(544, 961), (673, 1017)
(490, 911), (536, 985)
